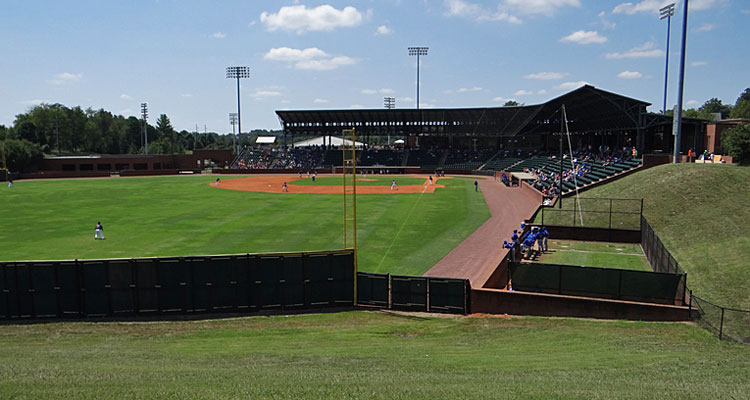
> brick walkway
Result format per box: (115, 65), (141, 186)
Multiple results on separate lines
(423, 179), (541, 288)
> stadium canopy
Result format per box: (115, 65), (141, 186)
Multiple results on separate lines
(256, 136), (276, 144)
(276, 85), (655, 138)
(292, 135), (364, 148)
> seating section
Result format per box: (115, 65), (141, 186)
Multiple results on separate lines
(405, 149), (442, 168)
(358, 149), (404, 166)
(232, 147), (324, 169)
(442, 149), (495, 170)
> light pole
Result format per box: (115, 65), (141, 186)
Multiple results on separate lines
(408, 47), (428, 109)
(384, 97), (395, 145)
(226, 66), (250, 139)
(229, 112), (239, 154)
(672, 0), (689, 163)
(141, 103), (149, 155)
(384, 97), (395, 109)
(660, 3), (676, 114)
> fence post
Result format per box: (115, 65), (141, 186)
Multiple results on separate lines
(719, 307), (725, 340)
(609, 198), (613, 229)
(426, 277), (430, 312)
(682, 273), (687, 306)
(688, 290), (692, 320)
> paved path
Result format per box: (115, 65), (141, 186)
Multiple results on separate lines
(423, 179), (540, 288)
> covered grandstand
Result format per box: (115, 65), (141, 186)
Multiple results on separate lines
(276, 85), (706, 156)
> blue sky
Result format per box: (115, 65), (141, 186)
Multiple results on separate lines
(1, 0), (747, 132)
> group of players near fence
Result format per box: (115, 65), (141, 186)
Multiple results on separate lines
(502, 223), (549, 263)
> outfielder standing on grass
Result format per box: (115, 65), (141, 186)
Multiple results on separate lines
(94, 221), (105, 240)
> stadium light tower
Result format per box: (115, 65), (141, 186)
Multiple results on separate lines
(384, 97), (395, 109)
(229, 112), (239, 154)
(141, 102), (149, 155)
(660, 3), (676, 114)
(408, 47), (428, 109)
(226, 66), (250, 138)
(672, 0), (689, 163)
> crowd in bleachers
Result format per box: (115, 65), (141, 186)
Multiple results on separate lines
(232, 146), (324, 169)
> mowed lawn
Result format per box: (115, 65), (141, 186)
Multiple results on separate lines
(0, 175), (489, 276)
(538, 240), (652, 271)
(578, 164), (750, 310)
(0, 311), (747, 399)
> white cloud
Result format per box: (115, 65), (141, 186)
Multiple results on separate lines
(694, 23), (714, 33)
(362, 88), (394, 95)
(538, 89), (548, 95)
(260, 5), (363, 34)
(313, 98), (328, 103)
(560, 30), (607, 44)
(492, 96), (512, 102)
(443, 0), (522, 23)
(181, 94), (193, 98)
(211, 32), (226, 39)
(686, 100), (700, 106)
(401, 97), (414, 103)
(349, 104), (366, 109)
(691, 61), (708, 67)
(524, 71), (567, 80)
(554, 81), (589, 90)
(252, 90), (281, 98)
(279, 100), (292, 104)
(119, 108), (133, 115)
(503, 0), (581, 16)
(457, 87), (483, 92)
(742, 9), (750, 14)
(617, 70), (643, 79)
(264, 47), (356, 70)
(376, 25), (392, 35)
(48, 72), (83, 85)
(514, 89), (534, 96)
(605, 41), (663, 59)
(120, 94), (132, 100)
(613, 0), (724, 14)
(598, 10), (616, 29)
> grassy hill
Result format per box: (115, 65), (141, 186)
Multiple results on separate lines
(579, 163), (750, 310)
(0, 311), (748, 399)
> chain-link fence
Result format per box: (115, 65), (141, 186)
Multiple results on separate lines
(537, 198), (643, 229)
(692, 293), (750, 344)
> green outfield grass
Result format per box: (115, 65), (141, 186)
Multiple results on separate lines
(289, 175), (426, 186)
(0, 311), (747, 399)
(537, 240), (651, 271)
(575, 163), (750, 310)
(0, 175), (489, 276)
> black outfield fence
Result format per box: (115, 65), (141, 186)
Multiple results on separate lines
(538, 198), (643, 230)
(509, 262), (686, 305)
(0, 250), (354, 320)
(691, 293), (750, 344)
(357, 272), (470, 314)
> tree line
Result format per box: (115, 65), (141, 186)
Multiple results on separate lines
(0, 103), (280, 171)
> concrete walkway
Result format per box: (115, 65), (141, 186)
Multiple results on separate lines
(423, 179), (540, 288)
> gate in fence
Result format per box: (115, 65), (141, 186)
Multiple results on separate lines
(357, 272), (470, 314)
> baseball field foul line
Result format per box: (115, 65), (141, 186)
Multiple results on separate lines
(375, 184), (429, 270)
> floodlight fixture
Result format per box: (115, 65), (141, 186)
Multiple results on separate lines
(659, 3), (676, 114)
(384, 97), (395, 109)
(226, 66), (250, 138)
(141, 102), (149, 155)
(408, 47), (428, 109)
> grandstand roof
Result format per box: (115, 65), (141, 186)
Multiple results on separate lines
(276, 85), (654, 137)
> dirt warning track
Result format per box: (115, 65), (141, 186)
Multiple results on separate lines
(212, 175), (445, 194)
